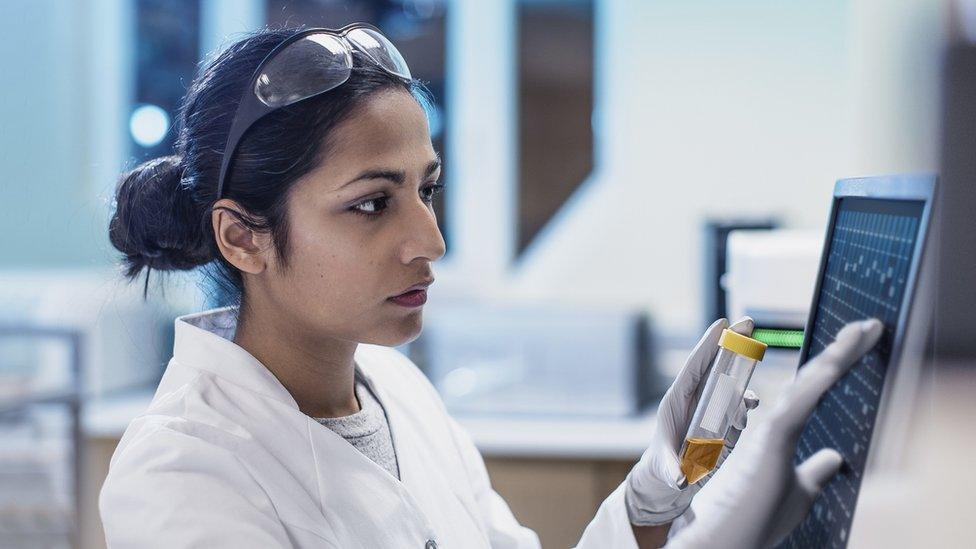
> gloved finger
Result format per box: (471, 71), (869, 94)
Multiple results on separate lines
(743, 389), (759, 410)
(796, 447), (844, 496)
(671, 318), (728, 402)
(728, 316), (755, 337)
(817, 319), (884, 371)
(660, 439), (687, 489)
(725, 389), (761, 447)
(774, 319), (883, 435)
(635, 440), (686, 492)
(762, 448), (845, 548)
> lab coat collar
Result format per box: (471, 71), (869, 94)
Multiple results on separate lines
(172, 306), (386, 415)
(173, 307), (441, 527)
(173, 306), (302, 409)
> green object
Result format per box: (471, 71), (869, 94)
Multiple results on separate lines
(751, 328), (805, 349)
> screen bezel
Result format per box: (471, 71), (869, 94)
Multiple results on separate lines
(790, 173), (936, 545)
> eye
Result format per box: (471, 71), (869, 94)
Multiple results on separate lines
(350, 196), (389, 219)
(421, 183), (445, 204)
(349, 183), (444, 221)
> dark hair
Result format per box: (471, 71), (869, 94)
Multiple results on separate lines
(108, 26), (433, 311)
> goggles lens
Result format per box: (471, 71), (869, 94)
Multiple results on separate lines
(253, 26), (410, 109)
(255, 34), (352, 108)
(346, 27), (412, 80)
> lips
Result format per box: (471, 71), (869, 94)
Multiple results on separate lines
(391, 278), (434, 298)
(387, 278), (433, 308)
(388, 289), (427, 307)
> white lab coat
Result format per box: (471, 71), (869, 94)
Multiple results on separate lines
(99, 306), (639, 548)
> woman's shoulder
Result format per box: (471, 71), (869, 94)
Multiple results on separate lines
(98, 412), (309, 547)
(112, 363), (276, 468)
(111, 387), (228, 461)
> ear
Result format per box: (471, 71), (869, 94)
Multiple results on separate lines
(211, 199), (273, 275)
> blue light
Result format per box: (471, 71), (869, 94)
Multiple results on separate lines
(426, 102), (443, 139)
(129, 104), (170, 147)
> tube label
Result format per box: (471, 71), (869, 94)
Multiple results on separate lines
(700, 373), (737, 434)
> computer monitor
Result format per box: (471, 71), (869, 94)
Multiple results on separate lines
(777, 175), (937, 548)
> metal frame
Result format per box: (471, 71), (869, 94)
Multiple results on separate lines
(794, 173), (937, 542)
(0, 325), (84, 549)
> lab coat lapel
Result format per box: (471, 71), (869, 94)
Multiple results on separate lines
(173, 307), (481, 545)
(354, 357), (491, 548)
(306, 401), (437, 544)
(169, 311), (339, 538)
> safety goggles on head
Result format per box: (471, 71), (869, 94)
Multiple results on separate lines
(216, 23), (412, 199)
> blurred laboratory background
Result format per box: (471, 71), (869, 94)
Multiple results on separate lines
(1, 0), (974, 547)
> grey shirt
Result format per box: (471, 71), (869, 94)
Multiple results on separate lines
(313, 367), (400, 480)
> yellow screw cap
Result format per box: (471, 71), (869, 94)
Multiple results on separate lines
(719, 329), (767, 361)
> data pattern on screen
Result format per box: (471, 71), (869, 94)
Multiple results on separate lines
(778, 198), (922, 549)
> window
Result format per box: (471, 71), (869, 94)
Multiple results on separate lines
(130, 0), (200, 161)
(516, 0), (594, 255)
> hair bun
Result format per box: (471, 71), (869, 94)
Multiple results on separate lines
(109, 155), (213, 278)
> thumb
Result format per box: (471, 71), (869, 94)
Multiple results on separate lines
(796, 448), (844, 497)
(725, 389), (760, 449)
(774, 319), (883, 437)
(632, 439), (687, 493)
(728, 316), (754, 337)
(760, 448), (844, 548)
(659, 438), (687, 489)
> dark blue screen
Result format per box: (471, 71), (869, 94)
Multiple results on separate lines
(778, 197), (923, 548)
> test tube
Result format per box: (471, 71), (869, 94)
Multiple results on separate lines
(678, 328), (767, 484)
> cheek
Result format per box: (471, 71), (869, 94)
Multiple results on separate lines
(287, 223), (384, 304)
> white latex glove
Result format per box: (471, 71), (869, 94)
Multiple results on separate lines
(625, 317), (760, 526)
(665, 318), (884, 549)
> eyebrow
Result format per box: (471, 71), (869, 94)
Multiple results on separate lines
(338, 156), (442, 190)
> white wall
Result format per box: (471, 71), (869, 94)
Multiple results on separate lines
(492, 0), (946, 334)
(0, 1), (96, 265)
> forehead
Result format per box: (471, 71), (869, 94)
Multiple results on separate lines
(320, 90), (435, 180)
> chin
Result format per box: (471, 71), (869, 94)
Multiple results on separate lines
(367, 313), (424, 347)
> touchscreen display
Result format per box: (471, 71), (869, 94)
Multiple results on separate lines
(778, 197), (923, 548)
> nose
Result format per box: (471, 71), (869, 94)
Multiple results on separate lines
(398, 196), (446, 264)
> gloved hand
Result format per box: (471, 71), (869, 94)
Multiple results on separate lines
(664, 318), (884, 548)
(625, 317), (760, 526)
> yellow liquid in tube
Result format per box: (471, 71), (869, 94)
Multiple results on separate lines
(679, 438), (725, 484)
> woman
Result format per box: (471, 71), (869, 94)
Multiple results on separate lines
(100, 24), (882, 548)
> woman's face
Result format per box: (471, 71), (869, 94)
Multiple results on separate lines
(262, 89), (446, 347)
